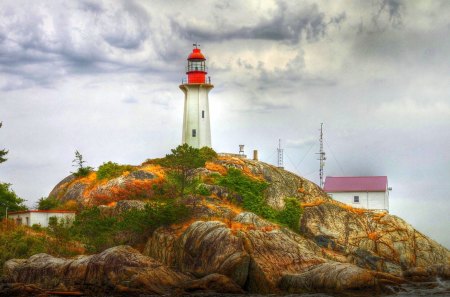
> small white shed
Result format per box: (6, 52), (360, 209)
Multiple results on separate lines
(324, 176), (391, 212)
(7, 210), (76, 227)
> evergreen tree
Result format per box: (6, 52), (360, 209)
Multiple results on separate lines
(162, 144), (213, 196)
(72, 150), (92, 177)
(0, 122), (8, 164)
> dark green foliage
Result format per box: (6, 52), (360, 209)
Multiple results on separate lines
(70, 199), (190, 252)
(276, 197), (303, 231)
(218, 168), (275, 219)
(71, 207), (118, 252)
(217, 168), (303, 232)
(199, 146), (218, 161)
(97, 161), (134, 180)
(161, 144), (217, 196)
(36, 196), (60, 210)
(117, 199), (190, 243)
(0, 183), (27, 219)
(0, 229), (46, 275)
(196, 184), (211, 196)
(0, 122), (7, 164)
(72, 150), (93, 177)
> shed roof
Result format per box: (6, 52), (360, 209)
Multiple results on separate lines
(324, 176), (388, 192)
(8, 210), (76, 215)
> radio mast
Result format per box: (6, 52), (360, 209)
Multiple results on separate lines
(317, 123), (326, 188)
(277, 139), (284, 169)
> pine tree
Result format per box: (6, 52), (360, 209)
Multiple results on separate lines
(72, 150), (93, 177)
(0, 122), (8, 164)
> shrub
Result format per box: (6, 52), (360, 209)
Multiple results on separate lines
(199, 146), (218, 161)
(0, 183), (27, 219)
(217, 168), (303, 232)
(217, 168), (275, 219)
(70, 199), (190, 252)
(36, 196), (60, 210)
(97, 161), (134, 180)
(196, 184), (211, 196)
(276, 197), (303, 231)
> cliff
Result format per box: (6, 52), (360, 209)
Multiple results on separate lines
(2, 154), (449, 295)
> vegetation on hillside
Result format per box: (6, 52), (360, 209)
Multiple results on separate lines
(157, 144), (217, 196)
(0, 122), (7, 164)
(97, 161), (135, 180)
(217, 168), (302, 231)
(72, 150), (93, 177)
(0, 122), (27, 218)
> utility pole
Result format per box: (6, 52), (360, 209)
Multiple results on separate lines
(317, 123), (326, 188)
(277, 139), (284, 169)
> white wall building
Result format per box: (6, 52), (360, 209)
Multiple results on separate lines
(7, 210), (76, 227)
(180, 46), (213, 148)
(324, 176), (391, 212)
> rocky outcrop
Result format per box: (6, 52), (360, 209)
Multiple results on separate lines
(145, 220), (250, 287)
(3, 246), (190, 295)
(143, 213), (404, 294)
(301, 202), (450, 274)
(40, 155), (450, 295)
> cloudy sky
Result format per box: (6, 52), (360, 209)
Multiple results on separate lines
(0, 0), (449, 247)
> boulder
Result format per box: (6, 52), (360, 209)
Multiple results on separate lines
(145, 221), (250, 287)
(279, 262), (396, 292)
(3, 246), (190, 295)
(182, 273), (245, 294)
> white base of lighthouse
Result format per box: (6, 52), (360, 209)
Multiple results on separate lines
(180, 83), (214, 148)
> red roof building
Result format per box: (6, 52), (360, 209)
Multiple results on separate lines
(324, 176), (390, 212)
(7, 210), (76, 227)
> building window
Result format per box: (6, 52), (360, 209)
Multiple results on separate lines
(202, 110), (205, 118)
(354, 196), (360, 203)
(192, 129), (196, 137)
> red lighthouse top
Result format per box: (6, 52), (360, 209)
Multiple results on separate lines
(185, 45), (209, 84)
(188, 48), (205, 60)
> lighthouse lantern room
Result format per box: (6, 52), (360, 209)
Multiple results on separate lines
(180, 45), (213, 148)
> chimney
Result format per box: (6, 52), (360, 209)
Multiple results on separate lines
(253, 150), (258, 161)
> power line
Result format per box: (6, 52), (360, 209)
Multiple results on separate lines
(296, 142), (315, 169)
(285, 151), (301, 173)
(324, 138), (345, 175)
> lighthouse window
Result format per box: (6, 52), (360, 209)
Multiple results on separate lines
(202, 110), (205, 118)
(192, 129), (196, 137)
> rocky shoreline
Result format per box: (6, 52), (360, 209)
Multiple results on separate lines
(2, 156), (449, 296)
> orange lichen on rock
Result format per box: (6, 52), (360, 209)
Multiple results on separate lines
(340, 203), (368, 215)
(368, 231), (380, 241)
(141, 164), (166, 180)
(301, 198), (327, 207)
(218, 155), (245, 166)
(372, 212), (387, 221)
(205, 162), (227, 175)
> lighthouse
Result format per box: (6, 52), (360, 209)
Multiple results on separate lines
(180, 45), (213, 148)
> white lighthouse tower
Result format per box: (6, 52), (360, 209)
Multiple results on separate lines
(180, 45), (213, 148)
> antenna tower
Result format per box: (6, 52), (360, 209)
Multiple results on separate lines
(317, 123), (326, 188)
(277, 139), (284, 169)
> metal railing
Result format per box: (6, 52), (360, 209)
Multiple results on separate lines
(181, 76), (212, 84)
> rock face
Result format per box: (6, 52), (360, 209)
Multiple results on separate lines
(3, 246), (190, 295)
(143, 213), (406, 294)
(301, 202), (450, 275)
(34, 154), (450, 295)
(145, 220), (250, 287)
